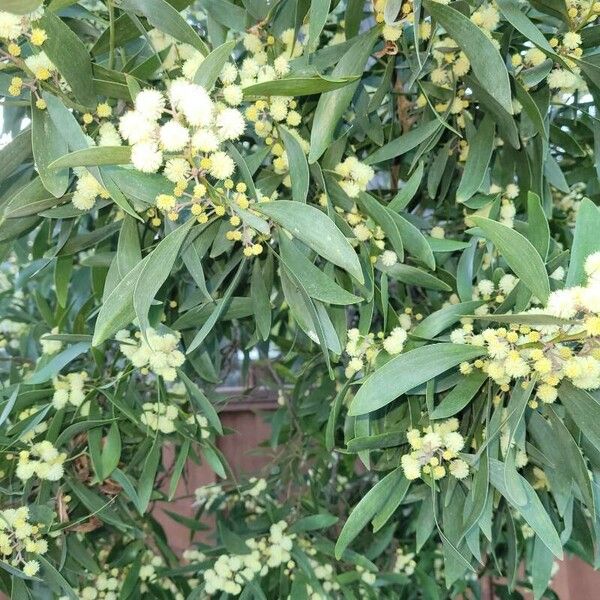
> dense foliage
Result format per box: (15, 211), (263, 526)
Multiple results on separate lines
(1, 0), (600, 598)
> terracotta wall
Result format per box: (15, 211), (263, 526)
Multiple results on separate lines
(155, 397), (600, 599)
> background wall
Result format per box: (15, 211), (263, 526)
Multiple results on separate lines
(155, 397), (600, 599)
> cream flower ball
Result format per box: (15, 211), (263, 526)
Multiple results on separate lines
(131, 142), (163, 173)
(164, 158), (191, 183)
(208, 151), (235, 180)
(176, 83), (215, 127)
(134, 88), (165, 121)
(119, 111), (157, 144)
(192, 129), (220, 153)
(159, 120), (190, 152)
(216, 108), (245, 140)
(0, 11), (23, 39)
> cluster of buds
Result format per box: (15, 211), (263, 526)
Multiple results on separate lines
(457, 253), (600, 406)
(0, 7), (56, 108)
(204, 521), (295, 596)
(117, 80), (245, 218)
(344, 323), (411, 378)
(393, 547), (417, 576)
(15, 441), (65, 482)
(334, 157), (375, 199)
(0, 506), (48, 577)
(400, 419), (469, 481)
(116, 328), (185, 382)
(52, 371), (88, 410)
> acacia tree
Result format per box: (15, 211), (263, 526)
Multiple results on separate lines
(1, 0), (600, 598)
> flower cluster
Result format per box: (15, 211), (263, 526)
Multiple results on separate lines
(469, 274), (519, 314)
(117, 328), (185, 381)
(40, 327), (61, 355)
(345, 324), (410, 378)
(141, 402), (179, 434)
(334, 157), (375, 199)
(71, 168), (110, 211)
(393, 547), (417, 576)
(52, 371), (88, 410)
(240, 29), (311, 192)
(64, 548), (182, 600)
(16, 408), (47, 443)
(0, 9), (44, 43)
(553, 182), (586, 226)
(117, 79), (246, 223)
(204, 520), (295, 596)
(0, 7), (53, 100)
(0, 506), (48, 577)
(456, 252), (600, 405)
(373, 0), (416, 43)
(15, 441), (65, 482)
(400, 419), (469, 481)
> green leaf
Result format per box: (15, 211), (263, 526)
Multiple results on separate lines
(280, 267), (342, 359)
(137, 441), (161, 514)
(358, 193), (404, 261)
(335, 467), (404, 558)
(194, 40), (236, 90)
(423, 0), (513, 113)
(431, 370), (487, 419)
(349, 343), (486, 415)
(186, 259), (246, 353)
(100, 423), (122, 478)
(496, 0), (556, 54)
(256, 201), (363, 283)
(251, 259), (272, 340)
(545, 405), (595, 514)
(133, 219), (194, 333)
(25, 342), (90, 385)
(38, 557), (77, 600)
(31, 98), (69, 198)
(37, 12), (95, 106)
(307, 0), (331, 53)
(0, 0), (41, 13)
(243, 74), (359, 97)
(526, 192), (550, 260)
(532, 537), (554, 600)
(558, 380), (600, 454)
(365, 119), (441, 165)
(456, 116), (495, 203)
(48, 146), (132, 169)
(279, 125), (309, 203)
(378, 262), (450, 291)
(120, 0), (209, 54)
(309, 28), (379, 163)
(566, 198), (600, 286)
(289, 513), (338, 533)
(0, 128), (31, 183)
(488, 458), (563, 558)
(388, 161), (424, 211)
(471, 216), (550, 303)
(66, 477), (129, 529)
(54, 255), (72, 308)
(412, 301), (485, 340)
(371, 476), (410, 532)
(389, 212), (435, 269)
(92, 260), (145, 346)
(279, 235), (362, 305)
(4, 177), (63, 219)
(178, 370), (223, 434)
(326, 380), (351, 451)
(168, 439), (190, 500)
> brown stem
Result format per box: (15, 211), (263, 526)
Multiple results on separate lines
(481, 575), (495, 600)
